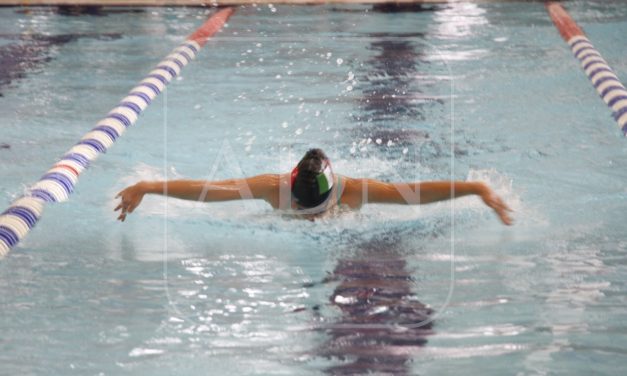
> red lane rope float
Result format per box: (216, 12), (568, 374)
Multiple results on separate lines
(546, 2), (627, 136)
(189, 7), (234, 47)
(0, 8), (234, 257)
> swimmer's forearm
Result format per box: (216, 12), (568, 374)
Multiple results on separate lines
(356, 179), (512, 225)
(139, 180), (253, 202)
(380, 181), (486, 205)
(410, 181), (486, 204)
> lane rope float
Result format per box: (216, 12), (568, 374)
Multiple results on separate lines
(0, 8), (234, 257)
(546, 2), (627, 136)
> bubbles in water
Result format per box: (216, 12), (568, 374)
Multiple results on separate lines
(336, 58), (343, 65)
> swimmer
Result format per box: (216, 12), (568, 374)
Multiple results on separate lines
(115, 148), (513, 224)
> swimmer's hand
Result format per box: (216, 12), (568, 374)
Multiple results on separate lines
(477, 184), (513, 225)
(115, 183), (146, 222)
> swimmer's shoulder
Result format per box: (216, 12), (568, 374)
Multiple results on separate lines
(250, 173), (289, 209)
(337, 175), (365, 209)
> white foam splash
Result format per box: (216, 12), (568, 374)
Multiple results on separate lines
(466, 168), (550, 229)
(466, 168), (519, 211)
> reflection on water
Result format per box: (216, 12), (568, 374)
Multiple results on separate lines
(522, 230), (611, 373)
(431, 3), (488, 39)
(0, 32), (121, 96)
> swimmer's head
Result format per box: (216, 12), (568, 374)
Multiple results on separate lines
(291, 148), (334, 209)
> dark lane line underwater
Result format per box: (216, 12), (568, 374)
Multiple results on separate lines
(311, 6), (441, 373)
(314, 235), (434, 375)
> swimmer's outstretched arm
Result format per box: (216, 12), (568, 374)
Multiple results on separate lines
(114, 174), (279, 222)
(344, 178), (513, 225)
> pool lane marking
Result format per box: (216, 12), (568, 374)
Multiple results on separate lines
(0, 8), (234, 257)
(546, 2), (627, 135)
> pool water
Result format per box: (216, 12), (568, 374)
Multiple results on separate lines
(1, 2), (627, 375)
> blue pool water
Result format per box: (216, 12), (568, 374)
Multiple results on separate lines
(1, 2), (627, 374)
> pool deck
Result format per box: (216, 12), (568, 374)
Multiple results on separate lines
(0, 0), (508, 6)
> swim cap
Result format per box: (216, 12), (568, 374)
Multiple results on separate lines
(291, 159), (334, 208)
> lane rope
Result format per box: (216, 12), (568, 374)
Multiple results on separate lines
(546, 2), (627, 136)
(0, 8), (234, 257)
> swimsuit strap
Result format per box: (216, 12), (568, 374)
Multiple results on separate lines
(336, 175), (343, 206)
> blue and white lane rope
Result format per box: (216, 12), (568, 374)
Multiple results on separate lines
(569, 35), (627, 135)
(0, 8), (234, 257)
(547, 2), (627, 136)
(0, 41), (199, 256)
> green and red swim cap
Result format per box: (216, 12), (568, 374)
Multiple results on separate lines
(291, 149), (334, 209)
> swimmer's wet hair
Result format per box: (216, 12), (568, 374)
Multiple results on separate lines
(297, 148), (328, 181)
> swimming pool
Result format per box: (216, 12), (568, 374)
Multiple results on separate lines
(1, 1), (626, 374)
